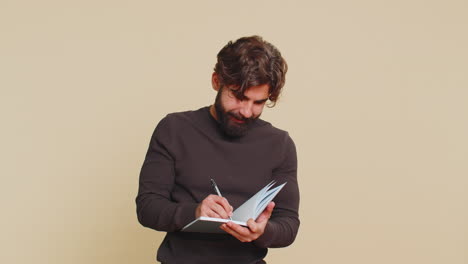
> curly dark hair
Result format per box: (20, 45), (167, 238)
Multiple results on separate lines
(214, 35), (288, 107)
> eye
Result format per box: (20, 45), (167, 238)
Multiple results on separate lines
(228, 89), (247, 101)
(227, 88), (238, 97)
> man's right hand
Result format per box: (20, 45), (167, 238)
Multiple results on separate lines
(195, 195), (233, 219)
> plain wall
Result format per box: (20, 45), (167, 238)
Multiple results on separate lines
(1, 0), (467, 263)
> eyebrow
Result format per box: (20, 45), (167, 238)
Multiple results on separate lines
(230, 88), (268, 103)
(241, 94), (268, 104)
(254, 98), (269, 104)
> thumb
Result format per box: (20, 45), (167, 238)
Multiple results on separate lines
(256, 202), (275, 223)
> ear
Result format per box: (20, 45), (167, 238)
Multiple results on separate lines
(211, 72), (220, 92)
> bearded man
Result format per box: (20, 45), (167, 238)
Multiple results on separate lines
(136, 35), (300, 264)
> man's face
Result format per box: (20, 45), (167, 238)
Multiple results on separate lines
(214, 84), (270, 137)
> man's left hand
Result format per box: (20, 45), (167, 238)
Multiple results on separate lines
(220, 201), (275, 242)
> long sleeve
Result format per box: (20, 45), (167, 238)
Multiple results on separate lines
(135, 108), (300, 263)
(254, 134), (300, 248)
(135, 117), (198, 232)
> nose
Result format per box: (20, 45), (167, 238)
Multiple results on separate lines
(239, 101), (253, 119)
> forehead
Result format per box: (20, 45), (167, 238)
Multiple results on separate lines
(228, 84), (270, 100)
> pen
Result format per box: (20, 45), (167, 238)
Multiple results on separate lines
(210, 178), (233, 220)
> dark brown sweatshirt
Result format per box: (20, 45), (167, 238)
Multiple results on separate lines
(136, 106), (300, 264)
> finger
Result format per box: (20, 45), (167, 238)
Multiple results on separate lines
(267, 201), (275, 210)
(220, 197), (233, 216)
(205, 210), (222, 218)
(210, 202), (229, 219)
(220, 224), (241, 240)
(201, 203), (223, 218)
(211, 196), (233, 216)
(203, 195), (229, 218)
(247, 218), (259, 233)
(222, 223), (253, 242)
(226, 222), (251, 237)
(256, 202), (275, 223)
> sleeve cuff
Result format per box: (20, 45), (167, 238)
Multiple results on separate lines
(173, 202), (199, 230)
(253, 221), (277, 248)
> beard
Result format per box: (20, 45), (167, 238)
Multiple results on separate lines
(214, 89), (259, 138)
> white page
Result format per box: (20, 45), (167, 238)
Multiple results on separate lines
(254, 182), (286, 218)
(182, 217), (247, 233)
(182, 181), (286, 233)
(231, 181), (275, 222)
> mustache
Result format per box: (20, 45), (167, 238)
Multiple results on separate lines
(227, 112), (254, 122)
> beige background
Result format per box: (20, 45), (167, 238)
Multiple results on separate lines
(1, 0), (467, 263)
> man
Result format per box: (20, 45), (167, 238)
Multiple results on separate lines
(136, 35), (299, 264)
